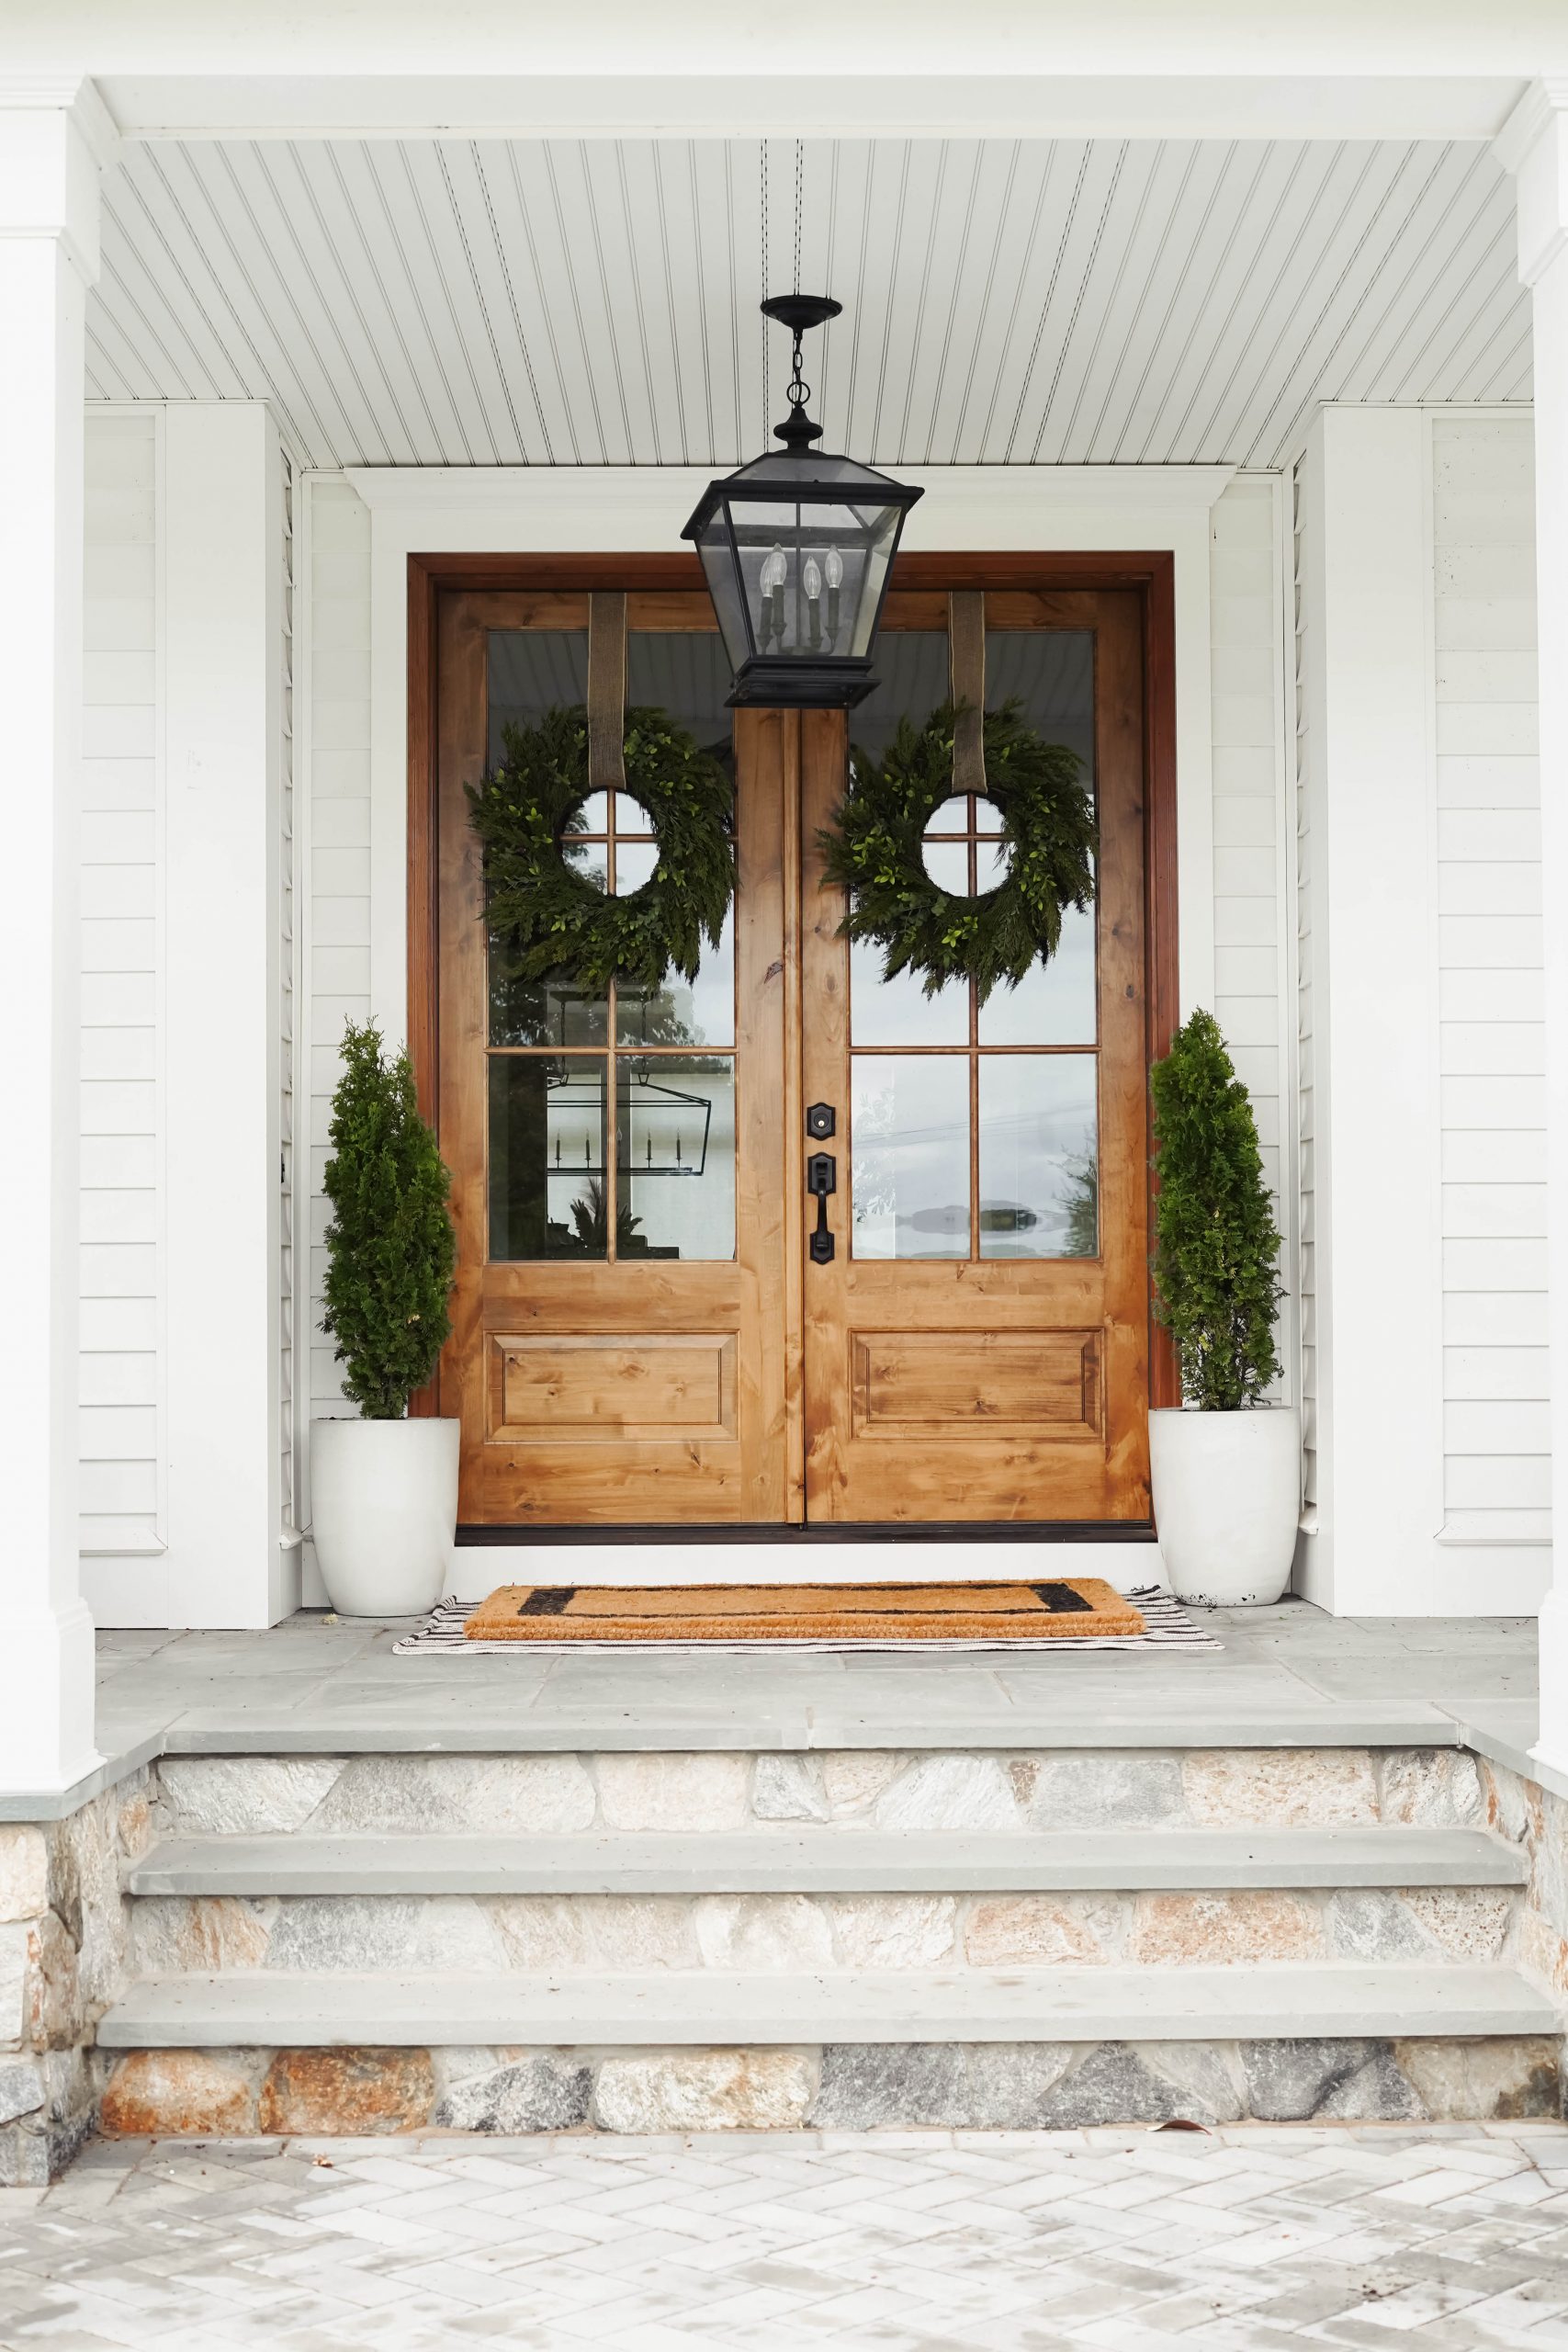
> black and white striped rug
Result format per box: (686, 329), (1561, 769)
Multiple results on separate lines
(391, 1585), (1223, 1657)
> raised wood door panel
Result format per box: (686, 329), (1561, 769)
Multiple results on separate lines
(798, 591), (1152, 1522)
(434, 590), (793, 1524)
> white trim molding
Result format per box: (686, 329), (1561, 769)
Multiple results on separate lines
(1496, 76), (1568, 282)
(94, 71), (1530, 147)
(346, 462), (1233, 1042)
(1495, 80), (1568, 1761)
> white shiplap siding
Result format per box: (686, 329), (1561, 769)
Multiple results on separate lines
(80, 412), (163, 1561)
(1210, 476), (1286, 1250)
(306, 480), (374, 1441)
(1292, 448), (1318, 1515)
(1433, 414), (1547, 1546)
(279, 454), (298, 1545)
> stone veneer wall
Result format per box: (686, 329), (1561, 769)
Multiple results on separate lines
(0, 1778), (148, 2184)
(11, 1740), (1568, 2166)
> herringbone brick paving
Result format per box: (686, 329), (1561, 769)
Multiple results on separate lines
(5, 2127), (1568, 2350)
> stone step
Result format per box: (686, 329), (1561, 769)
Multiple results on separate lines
(147, 1744), (1493, 1840)
(99, 1963), (1558, 2048)
(129, 1826), (1528, 1897)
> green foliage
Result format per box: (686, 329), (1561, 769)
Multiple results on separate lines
(1061, 1152), (1100, 1261)
(1150, 1008), (1284, 1411)
(469, 706), (735, 996)
(321, 1021), (457, 1419)
(819, 698), (1097, 1002)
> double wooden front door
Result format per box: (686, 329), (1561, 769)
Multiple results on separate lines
(431, 577), (1155, 1527)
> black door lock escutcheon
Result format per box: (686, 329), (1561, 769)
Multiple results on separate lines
(806, 1102), (836, 1140)
(807, 1150), (836, 1263)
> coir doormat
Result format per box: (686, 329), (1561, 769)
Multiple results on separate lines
(391, 1581), (1222, 1653)
(461, 1577), (1145, 1644)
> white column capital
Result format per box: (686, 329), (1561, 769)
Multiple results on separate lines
(1495, 77), (1568, 288)
(0, 80), (118, 283)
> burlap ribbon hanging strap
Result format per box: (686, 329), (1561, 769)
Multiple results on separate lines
(586, 592), (628, 794)
(947, 590), (987, 796)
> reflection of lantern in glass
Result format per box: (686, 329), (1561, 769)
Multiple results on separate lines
(760, 543), (787, 650)
(824, 544), (843, 647)
(804, 553), (823, 650)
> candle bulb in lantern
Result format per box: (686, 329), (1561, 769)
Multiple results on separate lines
(824, 545), (843, 647)
(760, 543), (787, 650)
(804, 554), (822, 650)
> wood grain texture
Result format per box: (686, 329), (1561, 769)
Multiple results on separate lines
(852, 1330), (1102, 1439)
(493, 1333), (736, 1441)
(412, 560), (1177, 1528)
(432, 586), (784, 1522)
(801, 590), (1153, 1523)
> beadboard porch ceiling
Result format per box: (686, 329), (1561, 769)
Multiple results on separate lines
(86, 134), (1530, 472)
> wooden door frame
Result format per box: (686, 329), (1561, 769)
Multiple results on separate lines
(407, 548), (1181, 1416)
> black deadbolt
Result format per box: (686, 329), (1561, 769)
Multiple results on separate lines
(807, 1102), (836, 1140)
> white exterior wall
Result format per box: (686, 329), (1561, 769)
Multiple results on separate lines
(94, 437), (1538, 1620)
(1290, 405), (1547, 1614)
(80, 410), (162, 1570)
(81, 401), (301, 1628)
(1433, 414), (1548, 1557)
(299, 477), (374, 1606)
(1292, 453), (1319, 1515)
(1209, 474), (1293, 1402)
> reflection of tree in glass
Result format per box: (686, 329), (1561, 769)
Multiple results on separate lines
(555, 1178), (649, 1258)
(1060, 1150), (1099, 1259)
(850, 1078), (898, 1228)
(615, 989), (698, 1048)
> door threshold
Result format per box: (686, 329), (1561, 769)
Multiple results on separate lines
(457, 1522), (1156, 1545)
(451, 1524), (1166, 1593)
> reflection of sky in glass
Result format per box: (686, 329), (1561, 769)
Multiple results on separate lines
(978, 1057), (1099, 1260)
(850, 940), (966, 1046)
(616, 907), (734, 1047)
(978, 900), (1097, 1046)
(614, 840), (660, 896)
(851, 1057), (969, 1260)
(919, 838), (968, 896)
(619, 1059), (736, 1261)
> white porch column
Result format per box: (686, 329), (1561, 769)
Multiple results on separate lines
(163, 407), (294, 1630)
(0, 87), (116, 1790)
(1294, 407), (1445, 1617)
(1498, 83), (1568, 1772)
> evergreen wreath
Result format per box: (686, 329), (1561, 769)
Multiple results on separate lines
(820, 698), (1097, 1002)
(468, 705), (735, 996)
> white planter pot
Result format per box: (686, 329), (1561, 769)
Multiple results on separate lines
(1148, 1406), (1301, 1608)
(310, 1417), (460, 1618)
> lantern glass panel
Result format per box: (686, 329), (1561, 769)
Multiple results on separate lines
(720, 499), (902, 664)
(693, 514), (755, 674)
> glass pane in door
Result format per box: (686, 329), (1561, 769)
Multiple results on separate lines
(488, 1053), (609, 1261)
(616, 1057), (737, 1261)
(978, 1056), (1099, 1259)
(483, 624), (738, 1265)
(850, 1057), (970, 1260)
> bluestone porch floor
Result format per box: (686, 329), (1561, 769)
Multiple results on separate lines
(6, 2123), (1568, 2349)
(73, 1598), (1544, 1792)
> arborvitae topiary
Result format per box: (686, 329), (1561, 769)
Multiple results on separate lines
(1150, 1008), (1283, 1411)
(321, 1021), (457, 1419)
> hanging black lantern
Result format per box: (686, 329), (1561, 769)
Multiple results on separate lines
(682, 295), (924, 709)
